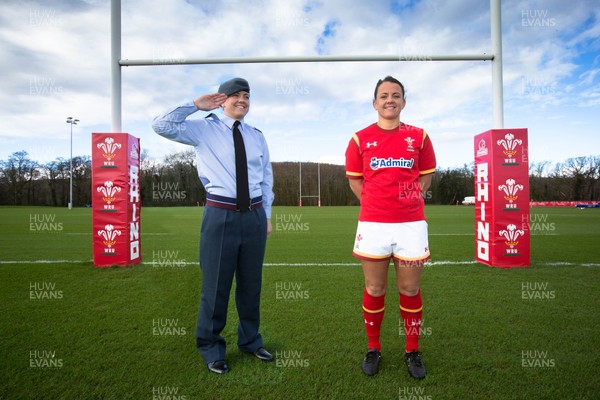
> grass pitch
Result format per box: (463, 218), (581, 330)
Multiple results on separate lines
(0, 205), (599, 399)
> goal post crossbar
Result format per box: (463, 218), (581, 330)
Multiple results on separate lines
(119, 54), (494, 67)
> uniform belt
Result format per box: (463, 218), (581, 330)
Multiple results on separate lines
(205, 193), (263, 211)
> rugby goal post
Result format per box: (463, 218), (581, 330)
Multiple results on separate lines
(299, 162), (321, 207)
(110, 0), (504, 130)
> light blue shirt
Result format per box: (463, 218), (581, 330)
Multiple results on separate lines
(152, 101), (274, 218)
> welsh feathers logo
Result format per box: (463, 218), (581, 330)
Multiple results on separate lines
(97, 181), (121, 204)
(498, 178), (524, 209)
(97, 224), (121, 248)
(97, 137), (122, 161)
(405, 137), (415, 151)
(497, 133), (522, 164)
(499, 224), (524, 255)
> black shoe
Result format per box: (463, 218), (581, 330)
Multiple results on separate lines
(361, 348), (381, 376)
(252, 347), (274, 362)
(207, 360), (229, 374)
(404, 350), (426, 380)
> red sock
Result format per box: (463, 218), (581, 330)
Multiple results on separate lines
(363, 288), (385, 352)
(400, 289), (423, 352)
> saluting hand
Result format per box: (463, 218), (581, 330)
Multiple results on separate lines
(194, 93), (228, 111)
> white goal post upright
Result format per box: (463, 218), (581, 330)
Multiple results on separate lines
(299, 162), (321, 207)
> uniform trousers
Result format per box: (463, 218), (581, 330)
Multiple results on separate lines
(195, 205), (267, 363)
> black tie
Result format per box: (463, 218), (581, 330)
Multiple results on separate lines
(232, 121), (250, 210)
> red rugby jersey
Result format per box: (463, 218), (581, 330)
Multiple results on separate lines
(345, 122), (436, 223)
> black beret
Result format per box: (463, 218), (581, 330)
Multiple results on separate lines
(218, 77), (250, 96)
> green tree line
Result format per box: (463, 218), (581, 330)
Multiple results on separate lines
(0, 150), (598, 207)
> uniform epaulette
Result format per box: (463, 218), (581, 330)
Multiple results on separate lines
(205, 113), (219, 121)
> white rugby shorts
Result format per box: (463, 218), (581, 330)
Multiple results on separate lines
(352, 220), (430, 262)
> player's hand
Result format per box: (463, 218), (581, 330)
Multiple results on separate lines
(193, 93), (227, 111)
(266, 219), (272, 239)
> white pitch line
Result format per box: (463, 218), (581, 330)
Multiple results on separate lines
(1, 260), (599, 267)
(64, 233), (173, 235)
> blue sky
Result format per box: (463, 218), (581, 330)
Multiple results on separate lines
(0, 0), (598, 170)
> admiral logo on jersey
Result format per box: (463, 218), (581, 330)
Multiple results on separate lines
(370, 157), (415, 170)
